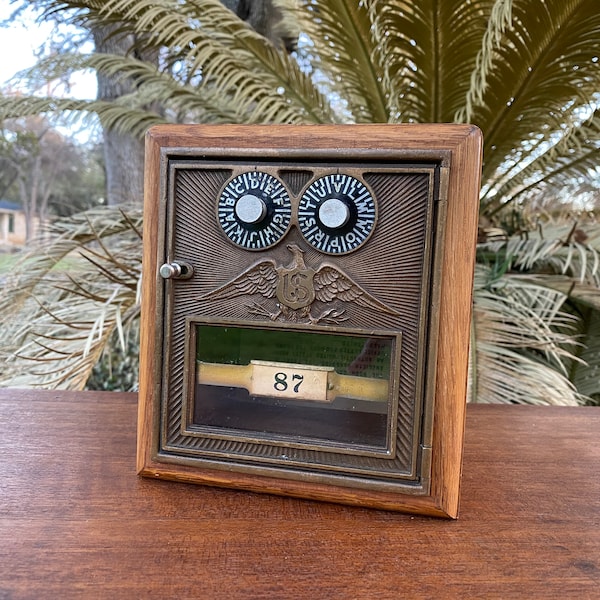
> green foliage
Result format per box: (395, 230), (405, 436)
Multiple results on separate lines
(570, 308), (600, 404)
(86, 322), (139, 391)
(0, 116), (105, 219)
(0, 124), (39, 198)
(1, 0), (599, 403)
(48, 141), (106, 216)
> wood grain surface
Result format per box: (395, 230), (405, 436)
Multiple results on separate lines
(1, 388), (598, 599)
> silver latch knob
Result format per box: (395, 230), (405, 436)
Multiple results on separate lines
(159, 261), (194, 280)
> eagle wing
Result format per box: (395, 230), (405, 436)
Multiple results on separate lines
(313, 264), (399, 316)
(198, 259), (278, 301)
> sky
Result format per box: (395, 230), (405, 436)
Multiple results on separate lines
(0, 2), (98, 142)
(0, 3), (97, 103)
(0, 4), (50, 87)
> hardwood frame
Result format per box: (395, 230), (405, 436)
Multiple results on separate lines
(138, 124), (482, 518)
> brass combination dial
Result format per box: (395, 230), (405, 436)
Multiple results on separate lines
(217, 171), (292, 250)
(298, 174), (376, 254)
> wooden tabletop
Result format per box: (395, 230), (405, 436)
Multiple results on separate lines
(0, 389), (598, 599)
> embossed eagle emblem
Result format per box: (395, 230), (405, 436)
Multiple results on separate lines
(198, 244), (399, 324)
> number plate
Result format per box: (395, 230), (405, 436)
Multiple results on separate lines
(250, 360), (333, 402)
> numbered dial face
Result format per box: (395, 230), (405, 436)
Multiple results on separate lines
(298, 174), (377, 254)
(218, 172), (291, 250)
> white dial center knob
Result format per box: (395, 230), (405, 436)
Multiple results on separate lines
(235, 194), (267, 224)
(319, 198), (350, 229)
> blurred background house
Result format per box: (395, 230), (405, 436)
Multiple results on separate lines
(0, 200), (38, 249)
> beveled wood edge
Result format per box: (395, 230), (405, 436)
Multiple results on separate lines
(137, 124), (483, 518)
(138, 461), (450, 517)
(137, 132), (162, 475)
(430, 126), (482, 518)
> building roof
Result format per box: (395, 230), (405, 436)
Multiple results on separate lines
(0, 200), (22, 212)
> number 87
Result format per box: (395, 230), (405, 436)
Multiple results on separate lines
(273, 372), (304, 393)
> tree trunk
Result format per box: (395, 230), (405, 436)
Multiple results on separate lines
(92, 4), (293, 207)
(221, 0), (295, 51)
(93, 25), (145, 206)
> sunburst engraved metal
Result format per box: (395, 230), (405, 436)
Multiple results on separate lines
(158, 163), (440, 485)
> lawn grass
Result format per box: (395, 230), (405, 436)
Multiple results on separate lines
(0, 248), (89, 280)
(0, 252), (19, 275)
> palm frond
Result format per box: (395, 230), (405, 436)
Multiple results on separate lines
(479, 219), (600, 285)
(0, 94), (167, 137)
(463, 0), (600, 182)
(482, 108), (600, 214)
(14, 50), (250, 125)
(0, 207), (142, 390)
(276, 0), (387, 122)
(17, 0), (337, 125)
(91, 0), (336, 124)
(456, 0), (513, 122)
(475, 219), (600, 403)
(517, 275), (600, 311)
(367, 0), (496, 123)
(470, 265), (585, 405)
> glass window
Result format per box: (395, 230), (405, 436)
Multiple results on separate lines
(192, 324), (395, 450)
